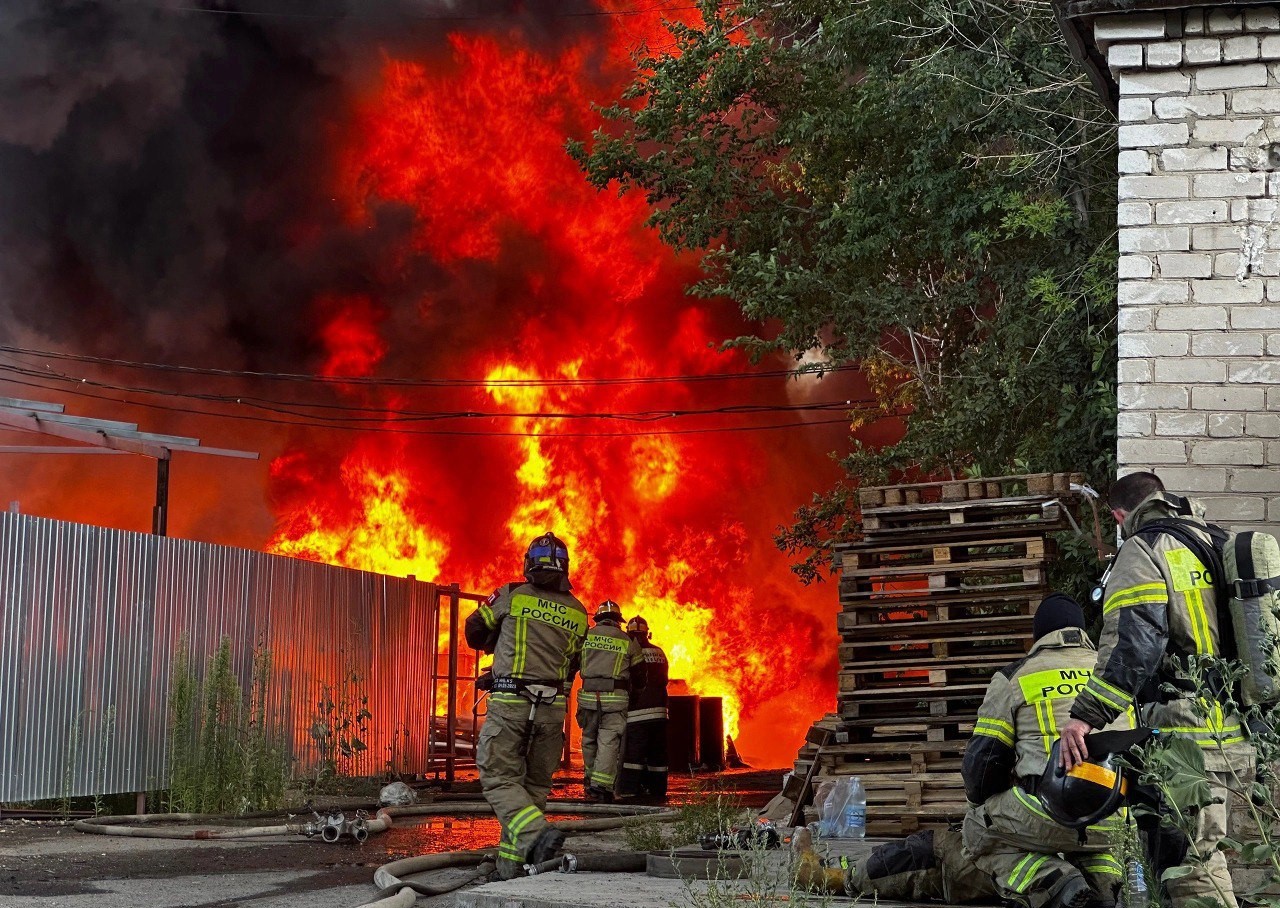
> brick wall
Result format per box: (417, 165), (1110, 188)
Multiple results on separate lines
(1095, 5), (1280, 529)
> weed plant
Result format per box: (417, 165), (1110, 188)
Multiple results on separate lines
(307, 667), (371, 795)
(678, 830), (836, 908)
(166, 637), (290, 814)
(93, 706), (116, 816)
(58, 711), (83, 821)
(624, 780), (747, 852)
(1133, 649), (1280, 908)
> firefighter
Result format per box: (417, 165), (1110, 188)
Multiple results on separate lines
(960, 593), (1133, 908)
(577, 599), (646, 802)
(1059, 471), (1256, 908)
(464, 532), (588, 880)
(617, 616), (669, 800)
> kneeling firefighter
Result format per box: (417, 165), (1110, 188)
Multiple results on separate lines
(825, 733), (1157, 905)
(961, 594), (1134, 908)
(465, 532), (589, 879)
(577, 600), (646, 801)
(617, 616), (670, 800)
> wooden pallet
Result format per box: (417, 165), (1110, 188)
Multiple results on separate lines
(826, 717), (978, 745)
(860, 499), (1067, 539)
(837, 686), (988, 720)
(865, 807), (967, 836)
(856, 472), (1084, 510)
(839, 649), (1012, 681)
(838, 612), (1035, 640)
(841, 553), (1048, 583)
(798, 738), (968, 761)
(837, 536), (1052, 572)
(840, 574), (1047, 605)
(838, 633), (1028, 664)
(794, 474), (1088, 840)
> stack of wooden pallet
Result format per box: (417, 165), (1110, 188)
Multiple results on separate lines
(789, 472), (1084, 836)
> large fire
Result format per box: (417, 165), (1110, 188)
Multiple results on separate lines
(264, 3), (842, 765)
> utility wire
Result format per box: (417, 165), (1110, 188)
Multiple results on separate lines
(0, 345), (851, 388)
(0, 374), (862, 438)
(140, 1), (728, 23)
(0, 362), (866, 423)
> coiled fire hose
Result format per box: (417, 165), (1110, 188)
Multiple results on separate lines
(74, 801), (676, 907)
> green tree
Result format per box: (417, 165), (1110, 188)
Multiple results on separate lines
(572, 0), (1119, 581)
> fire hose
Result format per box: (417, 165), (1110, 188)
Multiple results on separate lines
(74, 801), (677, 907)
(357, 804), (676, 908)
(73, 800), (670, 842)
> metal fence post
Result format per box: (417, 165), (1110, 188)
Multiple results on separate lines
(446, 584), (461, 784)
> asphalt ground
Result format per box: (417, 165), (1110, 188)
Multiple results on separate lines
(0, 768), (782, 908)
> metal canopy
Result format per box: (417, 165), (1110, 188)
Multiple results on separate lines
(0, 396), (259, 535)
(0, 396), (257, 460)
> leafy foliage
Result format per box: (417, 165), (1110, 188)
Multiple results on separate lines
(166, 637), (289, 814)
(308, 668), (372, 793)
(1132, 651), (1280, 908)
(572, 0), (1119, 578)
(623, 780), (746, 851)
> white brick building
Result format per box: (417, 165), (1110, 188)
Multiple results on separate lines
(1057, 1), (1280, 530)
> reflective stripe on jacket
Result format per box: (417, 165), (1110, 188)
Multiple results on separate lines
(580, 621), (644, 709)
(1070, 493), (1249, 756)
(464, 581), (588, 707)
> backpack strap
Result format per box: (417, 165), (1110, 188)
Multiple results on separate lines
(1231, 533), (1280, 599)
(1132, 517), (1239, 706)
(1134, 517), (1237, 662)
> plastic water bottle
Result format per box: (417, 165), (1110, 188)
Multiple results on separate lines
(1125, 860), (1149, 908)
(842, 777), (867, 839)
(820, 784), (839, 837)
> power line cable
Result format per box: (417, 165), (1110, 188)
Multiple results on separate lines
(0, 362), (867, 423)
(0, 374), (867, 439)
(0, 345), (852, 388)
(138, 0), (727, 23)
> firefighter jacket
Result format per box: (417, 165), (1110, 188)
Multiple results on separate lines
(579, 619), (646, 712)
(464, 581), (588, 708)
(1069, 492), (1250, 766)
(964, 627), (1133, 805)
(627, 641), (669, 723)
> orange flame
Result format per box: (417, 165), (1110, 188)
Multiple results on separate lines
(266, 4), (841, 766)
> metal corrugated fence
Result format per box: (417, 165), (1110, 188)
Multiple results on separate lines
(0, 511), (471, 802)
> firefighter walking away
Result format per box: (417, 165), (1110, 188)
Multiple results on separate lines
(465, 532), (588, 879)
(617, 615), (669, 801)
(577, 599), (645, 801)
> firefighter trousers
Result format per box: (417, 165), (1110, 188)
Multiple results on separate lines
(1166, 766), (1249, 908)
(477, 697), (566, 879)
(846, 829), (995, 903)
(962, 787), (1125, 908)
(577, 702), (626, 792)
(617, 717), (668, 798)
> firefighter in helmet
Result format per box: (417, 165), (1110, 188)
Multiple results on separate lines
(617, 615), (670, 800)
(465, 532), (588, 879)
(577, 600), (646, 802)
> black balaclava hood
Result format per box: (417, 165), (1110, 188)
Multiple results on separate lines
(1033, 593), (1086, 640)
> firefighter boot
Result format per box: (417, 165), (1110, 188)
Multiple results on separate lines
(1051, 874), (1095, 908)
(527, 827), (566, 866)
